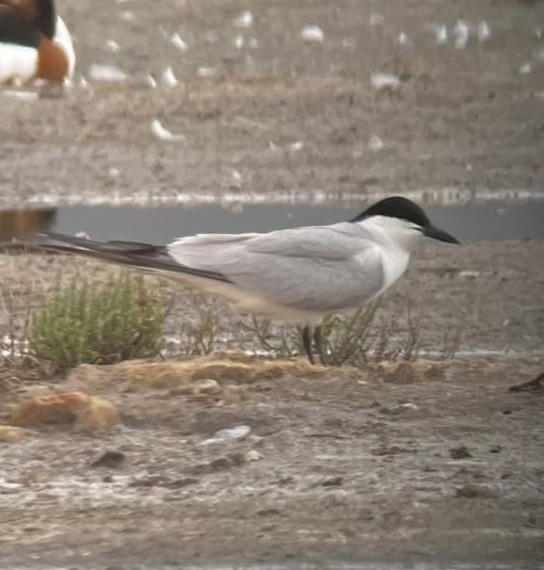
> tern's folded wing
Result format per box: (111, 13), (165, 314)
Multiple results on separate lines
(168, 225), (385, 312)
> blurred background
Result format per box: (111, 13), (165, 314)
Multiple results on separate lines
(0, 0), (543, 239)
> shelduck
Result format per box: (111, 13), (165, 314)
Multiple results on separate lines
(0, 0), (75, 84)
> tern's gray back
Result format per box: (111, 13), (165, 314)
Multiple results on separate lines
(167, 223), (385, 313)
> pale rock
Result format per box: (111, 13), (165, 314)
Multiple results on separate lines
(191, 378), (222, 397)
(244, 449), (263, 462)
(201, 424), (251, 445)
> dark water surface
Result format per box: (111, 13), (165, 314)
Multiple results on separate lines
(0, 201), (543, 243)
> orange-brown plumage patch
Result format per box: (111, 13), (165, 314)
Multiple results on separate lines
(36, 35), (67, 81)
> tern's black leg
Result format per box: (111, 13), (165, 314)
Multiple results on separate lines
(302, 325), (315, 365)
(313, 325), (326, 366)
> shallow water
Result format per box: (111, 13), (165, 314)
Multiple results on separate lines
(0, 200), (543, 243)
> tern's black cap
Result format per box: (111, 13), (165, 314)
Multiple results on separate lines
(351, 196), (430, 227)
(351, 196), (460, 244)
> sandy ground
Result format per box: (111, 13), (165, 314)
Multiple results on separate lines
(0, 353), (543, 568)
(0, 242), (543, 568)
(1, 0), (544, 568)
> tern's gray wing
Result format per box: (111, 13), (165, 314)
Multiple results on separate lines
(34, 232), (232, 283)
(168, 223), (385, 312)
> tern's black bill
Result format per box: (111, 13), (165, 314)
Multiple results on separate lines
(422, 225), (460, 244)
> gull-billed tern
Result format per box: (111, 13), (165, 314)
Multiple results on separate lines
(34, 196), (460, 363)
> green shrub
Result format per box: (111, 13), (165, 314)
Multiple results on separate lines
(29, 273), (164, 371)
(318, 300), (380, 366)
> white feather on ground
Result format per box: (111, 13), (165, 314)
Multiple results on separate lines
(151, 119), (186, 142)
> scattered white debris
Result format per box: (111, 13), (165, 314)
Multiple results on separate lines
(370, 72), (401, 92)
(392, 402), (419, 413)
(171, 33), (188, 51)
(119, 10), (135, 22)
(145, 74), (157, 89)
(477, 21), (491, 43)
(432, 24), (448, 45)
(161, 66), (179, 86)
(368, 134), (384, 152)
(453, 20), (470, 49)
(269, 141), (278, 152)
(249, 38), (258, 49)
(519, 62), (532, 75)
(197, 66), (216, 77)
(79, 76), (89, 88)
(105, 39), (121, 53)
(397, 32), (408, 46)
(289, 141), (305, 152)
(459, 270), (480, 279)
(88, 63), (128, 82)
(233, 10), (253, 28)
(201, 425), (251, 445)
(230, 168), (242, 182)
(234, 34), (245, 49)
(1, 90), (38, 101)
(151, 119), (186, 142)
(369, 13), (384, 27)
(301, 25), (325, 43)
